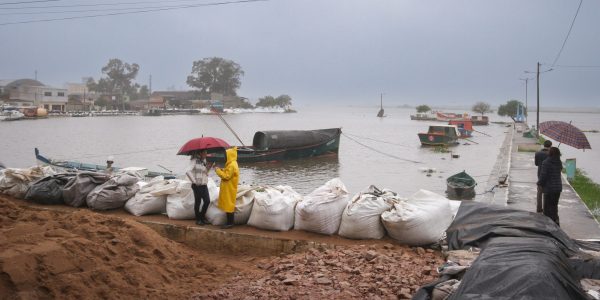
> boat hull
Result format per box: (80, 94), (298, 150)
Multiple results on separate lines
(418, 133), (458, 146)
(446, 171), (476, 200)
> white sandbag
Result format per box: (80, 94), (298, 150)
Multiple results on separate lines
(294, 178), (349, 235)
(247, 185), (303, 231)
(86, 173), (140, 210)
(0, 166), (56, 198)
(165, 179), (195, 220)
(125, 176), (168, 216)
(206, 184), (255, 226)
(338, 185), (400, 240)
(381, 189), (453, 246)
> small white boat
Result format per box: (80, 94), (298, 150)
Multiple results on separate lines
(0, 110), (25, 121)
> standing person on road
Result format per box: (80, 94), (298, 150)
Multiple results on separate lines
(186, 150), (213, 226)
(537, 146), (563, 226)
(215, 147), (239, 229)
(534, 140), (552, 213)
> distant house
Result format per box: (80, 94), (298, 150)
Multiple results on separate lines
(0, 79), (68, 112)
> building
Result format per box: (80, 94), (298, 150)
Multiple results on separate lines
(0, 79), (68, 112)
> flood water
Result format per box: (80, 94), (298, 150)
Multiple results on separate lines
(1, 106), (597, 197)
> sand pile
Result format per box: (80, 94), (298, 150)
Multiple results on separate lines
(0, 195), (245, 299)
(195, 244), (443, 299)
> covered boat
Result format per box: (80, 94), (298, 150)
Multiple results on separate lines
(34, 148), (175, 179)
(446, 171), (476, 200)
(418, 125), (460, 146)
(207, 128), (342, 163)
(449, 119), (474, 138)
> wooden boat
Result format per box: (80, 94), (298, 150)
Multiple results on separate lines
(449, 120), (474, 138)
(435, 111), (468, 122)
(446, 171), (476, 200)
(418, 125), (460, 146)
(471, 115), (489, 125)
(34, 148), (176, 179)
(207, 128), (342, 163)
(410, 112), (437, 121)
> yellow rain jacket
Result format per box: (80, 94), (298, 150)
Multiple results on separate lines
(216, 147), (239, 213)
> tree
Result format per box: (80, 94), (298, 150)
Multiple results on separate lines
(87, 58), (140, 110)
(256, 96), (276, 107)
(472, 101), (492, 116)
(186, 57), (244, 97)
(497, 99), (524, 121)
(416, 105), (431, 113)
(255, 95), (293, 108)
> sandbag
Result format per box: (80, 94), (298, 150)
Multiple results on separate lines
(0, 166), (56, 198)
(247, 185), (303, 231)
(381, 189), (453, 246)
(206, 184), (254, 225)
(338, 185), (399, 240)
(294, 178), (349, 235)
(166, 179), (195, 219)
(124, 176), (171, 216)
(62, 171), (110, 207)
(25, 173), (75, 205)
(86, 173), (139, 210)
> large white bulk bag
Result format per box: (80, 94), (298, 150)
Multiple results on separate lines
(125, 176), (171, 216)
(247, 185), (303, 231)
(381, 189), (453, 246)
(294, 178), (349, 235)
(166, 180), (195, 219)
(338, 185), (399, 240)
(206, 184), (254, 226)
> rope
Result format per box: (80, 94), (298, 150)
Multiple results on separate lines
(215, 113), (245, 146)
(342, 132), (422, 164)
(66, 146), (179, 161)
(343, 132), (413, 148)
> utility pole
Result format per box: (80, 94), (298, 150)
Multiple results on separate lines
(519, 78), (530, 125)
(536, 62), (540, 137)
(34, 70), (37, 80)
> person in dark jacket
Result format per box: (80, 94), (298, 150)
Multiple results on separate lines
(537, 147), (562, 225)
(534, 140), (552, 213)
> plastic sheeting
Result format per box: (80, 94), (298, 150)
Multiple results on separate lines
(24, 173), (75, 205)
(0, 166), (56, 198)
(206, 184), (254, 225)
(294, 178), (349, 235)
(338, 185), (399, 240)
(247, 185), (303, 231)
(62, 171), (110, 207)
(124, 176), (173, 216)
(86, 173), (139, 210)
(381, 189), (453, 246)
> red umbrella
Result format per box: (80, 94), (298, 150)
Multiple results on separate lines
(177, 137), (230, 155)
(539, 121), (591, 150)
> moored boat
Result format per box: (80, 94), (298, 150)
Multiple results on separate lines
(446, 170), (476, 200)
(417, 125), (460, 146)
(0, 110), (25, 121)
(34, 148), (175, 179)
(471, 115), (489, 125)
(435, 111), (468, 122)
(207, 128), (342, 163)
(410, 112), (437, 121)
(449, 119), (474, 138)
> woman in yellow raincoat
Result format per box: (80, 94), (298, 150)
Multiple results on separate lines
(215, 147), (239, 229)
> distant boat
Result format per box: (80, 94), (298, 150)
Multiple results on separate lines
(435, 111), (468, 122)
(377, 93), (385, 117)
(0, 110), (24, 121)
(471, 115), (489, 126)
(207, 128), (342, 163)
(449, 119), (474, 138)
(410, 112), (437, 121)
(141, 109), (161, 116)
(446, 171), (476, 200)
(417, 125), (460, 146)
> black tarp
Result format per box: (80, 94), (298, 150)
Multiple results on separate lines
(252, 128), (340, 149)
(414, 202), (596, 300)
(25, 173), (75, 205)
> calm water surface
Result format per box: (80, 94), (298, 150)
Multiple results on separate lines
(1, 106), (596, 197)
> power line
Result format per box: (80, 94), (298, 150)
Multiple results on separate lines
(551, 0), (583, 67)
(0, 2), (217, 15)
(0, 0), (58, 6)
(555, 64), (600, 69)
(0, 0), (205, 10)
(0, 0), (268, 26)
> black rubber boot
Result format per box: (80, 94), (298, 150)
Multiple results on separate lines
(221, 212), (234, 229)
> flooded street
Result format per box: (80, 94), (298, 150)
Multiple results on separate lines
(1, 106), (522, 197)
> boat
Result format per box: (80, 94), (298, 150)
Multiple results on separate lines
(410, 112), (437, 121)
(471, 115), (489, 125)
(141, 109), (161, 116)
(418, 125), (460, 146)
(446, 170), (476, 200)
(0, 110), (25, 121)
(34, 148), (176, 179)
(377, 93), (385, 117)
(449, 119), (474, 138)
(207, 128), (342, 163)
(435, 111), (468, 122)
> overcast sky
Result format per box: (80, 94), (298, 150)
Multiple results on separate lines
(1, 0), (599, 107)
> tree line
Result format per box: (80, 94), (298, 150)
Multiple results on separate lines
(415, 100), (525, 120)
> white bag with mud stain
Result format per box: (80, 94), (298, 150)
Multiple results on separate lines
(206, 184), (254, 226)
(294, 178), (349, 235)
(0, 166), (56, 199)
(381, 189), (453, 246)
(338, 185), (399, 240)
(247, 185), (303, 231)
(125, 176), (177, 216)
(165, 179), (195, 219)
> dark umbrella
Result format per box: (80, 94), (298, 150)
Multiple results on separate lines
(539, 121), (591, 150)
(177, 137), (230, 155)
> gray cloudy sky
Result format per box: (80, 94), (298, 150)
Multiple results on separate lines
(1, 0), (599, 107)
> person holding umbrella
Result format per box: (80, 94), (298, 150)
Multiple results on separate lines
(215, 147), (239, 229)
(537, 147), (563, 226)
(186, 150), (214, 225)
(534, 140), (552, 213)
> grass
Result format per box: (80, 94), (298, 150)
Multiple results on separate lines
(570, 169), (600, 221)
